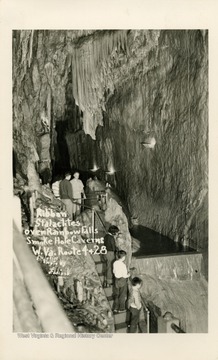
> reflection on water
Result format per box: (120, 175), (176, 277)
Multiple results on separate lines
(130, 225), (196, 258)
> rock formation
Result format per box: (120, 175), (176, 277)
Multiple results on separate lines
(13, 30), (208, 251)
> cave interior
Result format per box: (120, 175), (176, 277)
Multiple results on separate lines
(13, 30), (208, 333)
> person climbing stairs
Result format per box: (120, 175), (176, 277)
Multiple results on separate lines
(87, 205), (147, 333)
(92, 252), (129, 333)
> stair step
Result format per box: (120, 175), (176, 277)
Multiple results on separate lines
(96, 262), (103, 273)
(94, 261), (102, 265)
(99, 274), (104, 282)
(113, 311), (128, 324)
(104, 287), (113, 297)
(92, 253), (101, 262)
(115, 327), (128, 333)
(115, 322), (128, 331)
(109, 299), (113, 308)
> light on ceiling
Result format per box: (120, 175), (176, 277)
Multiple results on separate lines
(90, 165), (99, 172)
(106, 165), (116, 175)
(141, 136), (156, 149)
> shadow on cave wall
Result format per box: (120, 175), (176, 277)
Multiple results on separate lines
(13, 149), (28, 182)
(52, 120), (71, 178)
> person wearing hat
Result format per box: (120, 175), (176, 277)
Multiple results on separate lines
(102, 225), (119, 287)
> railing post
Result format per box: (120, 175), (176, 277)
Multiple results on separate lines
(140, 295), (150, 333)
(171, 323), (185, 333)
(146, 308), (150, 333)
(158, 312), (182, 333)
(91, 207), (95, 241)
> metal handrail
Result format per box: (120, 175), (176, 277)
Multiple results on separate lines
(127, 274), (150, 334)
(31, 190), (108, 237)
(140, 296), (150, 333)
(71, 199), (108, 233)
(73, 196), (105, 200)
(171, 323), (186, 333)
(94, 211), (107, 233)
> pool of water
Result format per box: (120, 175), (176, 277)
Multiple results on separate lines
(130, 225), (197, 258)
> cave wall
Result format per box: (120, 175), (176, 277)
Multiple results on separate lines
(13, 30), (130, 183)
(13, 30), (92, 185)
(65, 30), (208, 251)
(13, 30), (208, 251)
(104, 30), (208, 250)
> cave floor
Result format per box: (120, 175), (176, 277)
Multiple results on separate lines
(130, 225), (197, 258)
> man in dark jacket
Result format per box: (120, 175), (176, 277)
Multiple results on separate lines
(59, 172), (73, 219)
(103, 225), (119, 287)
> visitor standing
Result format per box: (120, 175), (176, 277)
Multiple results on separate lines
(103, 225), (119, 287)
(113, 250), (130, 313)
(70, 171), (86, 218)
(59, 172), (73, 219)
(128, 277), (143, 333)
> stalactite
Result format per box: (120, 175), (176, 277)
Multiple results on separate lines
(20, 31), (32, 68)
(71, 31), (128, 139)
(44, 62), (54, 87)
(46, 87), (52, 126)
(28, 30), (34, 68)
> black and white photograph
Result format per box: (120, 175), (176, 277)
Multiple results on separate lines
(12, 29), (208, 334)
(1, 1), (218, 359)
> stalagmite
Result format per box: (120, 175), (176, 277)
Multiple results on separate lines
(28, 30), (34, 68)
(76, 280), (83, 302)
(91, 295), (95, 306)
(29, 195), (34, 227)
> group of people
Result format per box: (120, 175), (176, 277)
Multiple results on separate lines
(52, 171), (86, 219)
(51, 172), (143, 332)
(103, 226), (143, 333)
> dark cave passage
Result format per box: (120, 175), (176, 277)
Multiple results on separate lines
(52, 120), (71, 177)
